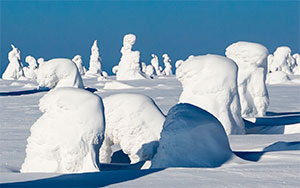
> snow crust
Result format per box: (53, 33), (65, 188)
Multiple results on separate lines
(2, 44), (24, 80)
(20, 87), (105, 173)
(23, 56), (38, 80)
(116, 34), (146, 80)
(176, 54), (245, 134)
(162, 54), (172, 76)
(36, 58), (84, 89)
(226, 41), (269, 117)
(151, 103), (233, 168)
(100, 93), (165, 163)
(72, 55), (86, 76)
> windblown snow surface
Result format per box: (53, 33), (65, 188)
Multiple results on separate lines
(0, 76), (300, 187)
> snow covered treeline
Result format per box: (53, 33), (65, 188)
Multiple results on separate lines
(21, 88), (105, 173)
(176, 54), (245, 135)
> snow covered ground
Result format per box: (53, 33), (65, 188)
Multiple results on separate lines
(0, 76), (300, 187)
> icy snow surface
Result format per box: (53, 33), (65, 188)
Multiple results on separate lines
(0, 75), (300, 187)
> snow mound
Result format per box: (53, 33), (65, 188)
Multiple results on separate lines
(36, 58), (84, 89)
(266, 71), (291, 84)
(226, 41), (269, 117)
(103, 81), (134, 90)
(23, 55), (38, 80)
(268, 46), (296, 74)
(2, 44), (24, 80)
(21, 87), (105, 173)
(176, 54), (245, 134)
(72, 55), (86, 76)
(116, 34), (146, 80)
(151, 103), (233, 168)
(100, 93), (165, 163)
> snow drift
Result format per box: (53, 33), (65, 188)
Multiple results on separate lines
(100, 93), (165, 163)
(116, 34), (146, 80)
(176, 54), (245, 134)
(2, 44), (24, 80)
(151, 103), (233, 168)
(226, 41), (269, 117)
(21, 87), (105, 173)
(36, 58), (84, 89)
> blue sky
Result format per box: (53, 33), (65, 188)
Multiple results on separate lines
(1, 1), (299, 75)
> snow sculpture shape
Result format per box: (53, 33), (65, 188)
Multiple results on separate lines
(176, 54), (245, 135)
(151, 103), (233, 168)
(226, 41), (269, 117)
(162, 54), (172, 76)
(151, 54), (162, 75)
(23, 55), (38, 79)
(116, 34), (146, 80)
(268, 46), (296, 74)
(145, 65), (155, 78)
(37, 58), (84, 89)
(21, 87), (105, 173)
(292, 53), (300, 74)
(37, 58), (45, 66)
(141, 62), (147, 73)
(72, 55), (86, 75)
(2, 44), (24, 79)
(100, 93), (165, 163)
(86, 40), (103, 77)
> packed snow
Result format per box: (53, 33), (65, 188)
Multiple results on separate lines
(226, 41), (269, 117)
(176, 54), (245, 134)
(36, 58), (84, 89)
(20, 87), (105, 173)
(151, 103), (233, 168)
(115, 34), (146, 80)
(100, 93), (165, 163)
(2, 44), (24, 80)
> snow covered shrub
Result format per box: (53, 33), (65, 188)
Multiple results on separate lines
(151, 103), (233, 168)
(37, 58), (84, 89)
(226, 41), (269, 117)
(116, 34), (146, 80)
(162, 54), (172, 76)
(176, 54), (245, 135)
(72, 55), (86, 75)
(100, 93), (165, 163)
(2, 44), (24, 80)
(23, 55), (38, 80)
(21, 87), (105, 173)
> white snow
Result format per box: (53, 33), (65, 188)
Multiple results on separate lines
(36, 58), (84, 89)
(100, 93), (165, 163)
(2, 44), (24, 80)
(151, 54), (162, 76)
(176, 54), (245, 134)
(85, 40), (103, 77)
(268, 46), (296, 74)
(72, 55), (86, 75)
(145, 65), (155, 78)
(23, 56), (38, 80)
(37, 58), (45, 66)
(226, 41), (269, 117)
(151, 103), (233, 168)
(116, 34), (146, 80)
(266, 71), (291, 84)
(103, 81), (134, 90)
(20, 87), (105, 173)
(162, 54), (172, 76)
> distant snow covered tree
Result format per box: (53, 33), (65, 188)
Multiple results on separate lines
(72, 55), (86, 76)
(21, 88), (105, 173)
(2, 44), (24, 80)
(37, 58), (84, 89)
(162, 54), (172, 76)
(37, 58), (45, 66)
(23, 55), (38, 80)
(100, 93), (165, 163)
(176, 54), (245, 135)
(141, 62), (147, 73)
(226, 41), (269, 117)
(145, 65), (155, 78)
(151, 103), (233, 168)
(151, 54), (162, 76)
(116, 34), (146, 80)
(268, 46), (296, 74)
(292, 53), (300, 74)
(86, 40), (107, 79)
